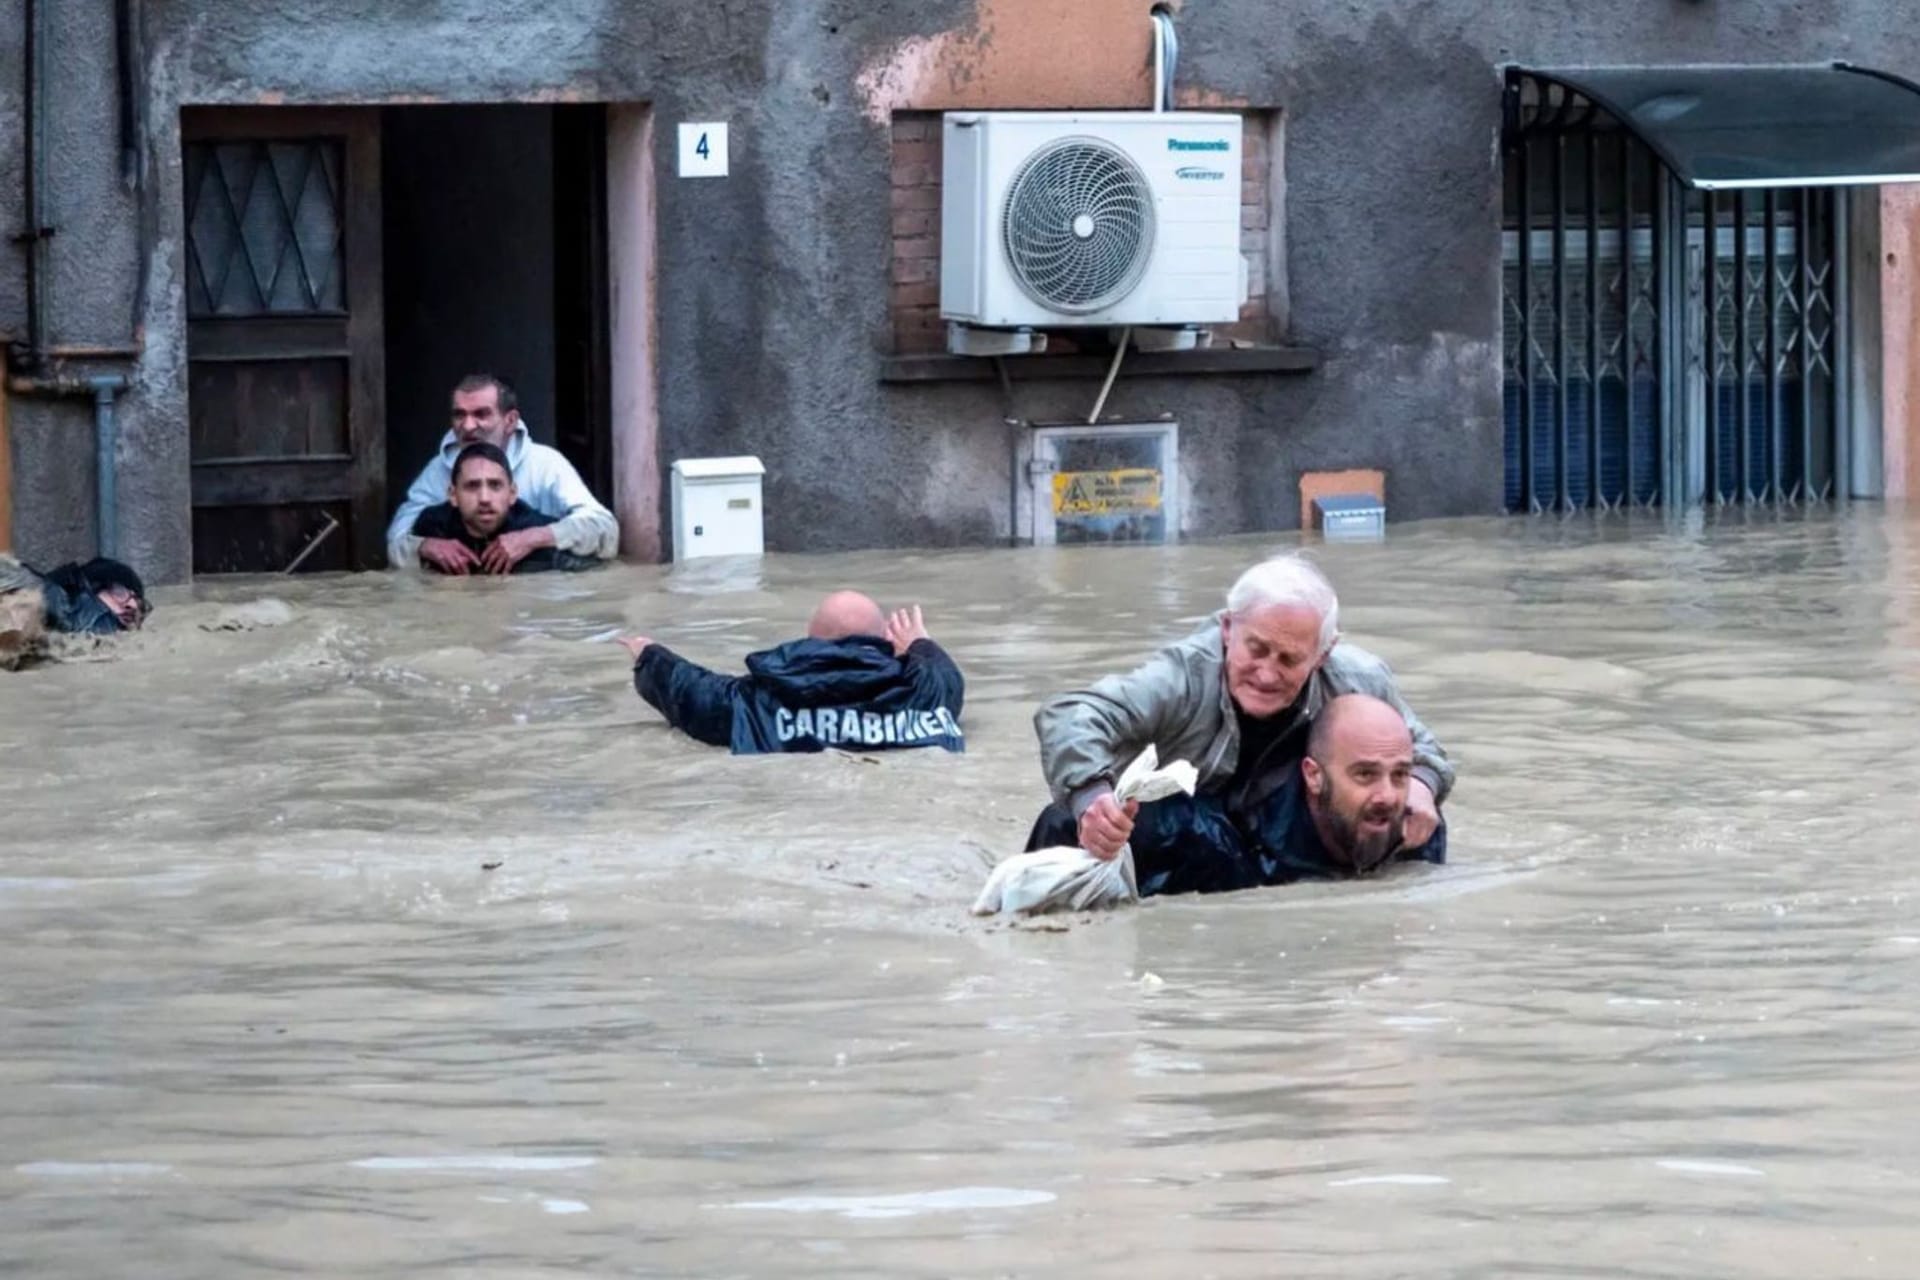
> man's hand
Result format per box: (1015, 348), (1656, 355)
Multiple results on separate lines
(618, 635), (653, 663)
(1077, 791), (1140, 862)
(480, 526), (556, 575)
(884, 605), (931, 657)
(1401, 778), (1440, 849)
(419, 537), (480, 576)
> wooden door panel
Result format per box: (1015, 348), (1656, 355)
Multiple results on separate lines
(189, 358), (349, 460)
(192, 502), (351, 575)
(184, 107), (384, 574)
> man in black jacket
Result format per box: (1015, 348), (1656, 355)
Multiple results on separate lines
(1025, 693), (1446, 896)
(620, 591), (966, 754)
(408, 443), (599, 575)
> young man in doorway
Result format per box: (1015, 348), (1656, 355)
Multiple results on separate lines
(408, 443), (600, 575)
(386, 374), (619, 573)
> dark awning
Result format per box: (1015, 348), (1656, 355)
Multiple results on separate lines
(1515, 62), (1920, 189)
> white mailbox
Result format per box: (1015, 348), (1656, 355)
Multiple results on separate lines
(670, 456), (766, 561)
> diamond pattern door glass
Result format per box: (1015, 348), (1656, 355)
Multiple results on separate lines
(186, 139), (344, 317)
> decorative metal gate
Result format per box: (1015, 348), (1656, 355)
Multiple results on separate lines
(1502, 71), (1848, 511)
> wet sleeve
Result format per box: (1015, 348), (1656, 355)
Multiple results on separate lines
(386, 461), (449, 570)
(632, 644), (739, 747)
(1397, 818), (1447, 866)
(535, 454), (620, 560)
(1033, 646), (1197, 808)
(902, 639), (965, 717)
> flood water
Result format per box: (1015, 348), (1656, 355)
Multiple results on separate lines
(4, 508), (1920, 1278)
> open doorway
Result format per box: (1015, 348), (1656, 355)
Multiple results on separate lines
(380, 104), (612, 517)
(183, 103), (615, 573)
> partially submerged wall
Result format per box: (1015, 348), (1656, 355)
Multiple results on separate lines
(6, 0), (1918, 578)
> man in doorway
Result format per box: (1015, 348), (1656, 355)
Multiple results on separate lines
(408, 443), (601, 575)
(1097, 693), (1446, 896)
(387, 373), (619, 573)
(620, 591), (966, 754)
(1, 554), (151, 669)
(1025, 552), (1452, 868)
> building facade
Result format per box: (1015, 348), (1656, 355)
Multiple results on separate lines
(3, 0), (1920, 582)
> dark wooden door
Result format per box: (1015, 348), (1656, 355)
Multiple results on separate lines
(184, 108), (385, 573)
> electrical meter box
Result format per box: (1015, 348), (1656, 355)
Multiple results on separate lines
(670, 456), (766, 561)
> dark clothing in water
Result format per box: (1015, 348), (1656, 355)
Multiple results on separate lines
(33, 558), (142, 635)
(634, 635), (966, 755)
(1024, 769), (1446, 897)
(409, 501), (599, 574)
(40, 577), (125, 634)
(1226, 702), (1301, 812)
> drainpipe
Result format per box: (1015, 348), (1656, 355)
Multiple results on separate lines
(90, 376), (128, 556)
(17, 0), (53, 369)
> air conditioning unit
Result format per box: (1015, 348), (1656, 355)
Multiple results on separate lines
(939, 111), (1246, 334)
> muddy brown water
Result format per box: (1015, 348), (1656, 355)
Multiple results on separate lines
(4, 509), (1920, 1277)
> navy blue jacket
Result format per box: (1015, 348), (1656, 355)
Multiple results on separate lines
(1026, 771), (1445, 898)
(1135, 776), (1446, 897)
(633, 634), (966, 754)
(410, 501), (599, 573)
(41, 581), (123, 635)
(10, 561), (127, 635)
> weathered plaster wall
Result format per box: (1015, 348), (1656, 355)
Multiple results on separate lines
(2, 0), (153, 567)
(5, 0), (1917, 580)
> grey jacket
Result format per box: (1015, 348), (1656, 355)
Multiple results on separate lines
(1035, 612), (1453, 815)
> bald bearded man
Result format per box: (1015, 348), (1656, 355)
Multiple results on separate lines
(1088, 693), (1448, 896)
(620, 591), (967, 754)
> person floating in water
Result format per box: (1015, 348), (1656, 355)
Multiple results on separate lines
(1051, 693), (1447, 896)
(1023, 553), (1451, 894)
(621, 591), (966, 754)
(407, 443), (601, 575)
(0, 554), (150, 670)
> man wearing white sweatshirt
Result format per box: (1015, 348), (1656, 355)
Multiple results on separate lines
(386, 374), (620, 574)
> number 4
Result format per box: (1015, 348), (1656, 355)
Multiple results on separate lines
(696, 132), (710, 160)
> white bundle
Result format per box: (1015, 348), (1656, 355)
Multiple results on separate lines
(971, 745), (1199, 917)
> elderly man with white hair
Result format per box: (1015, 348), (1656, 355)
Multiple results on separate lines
(1026, 553), (1451, 887)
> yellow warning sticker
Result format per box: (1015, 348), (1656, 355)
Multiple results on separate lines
(1052, 468), (1164, 517)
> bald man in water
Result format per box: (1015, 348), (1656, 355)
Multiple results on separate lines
(619, 591), (967, 754)
(1094, 693), (1449, 897)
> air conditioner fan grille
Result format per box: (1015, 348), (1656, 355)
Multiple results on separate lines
(1000, 137), (1155, 314)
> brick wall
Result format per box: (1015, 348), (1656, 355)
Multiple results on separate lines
(889, 114), (946, 354)
(888, 111), (1279, 353)
(1232, 116), (1274, 343)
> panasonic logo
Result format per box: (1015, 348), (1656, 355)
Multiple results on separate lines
(1175, 166), (1226, 181)
(1167, 138), (1231, 152)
